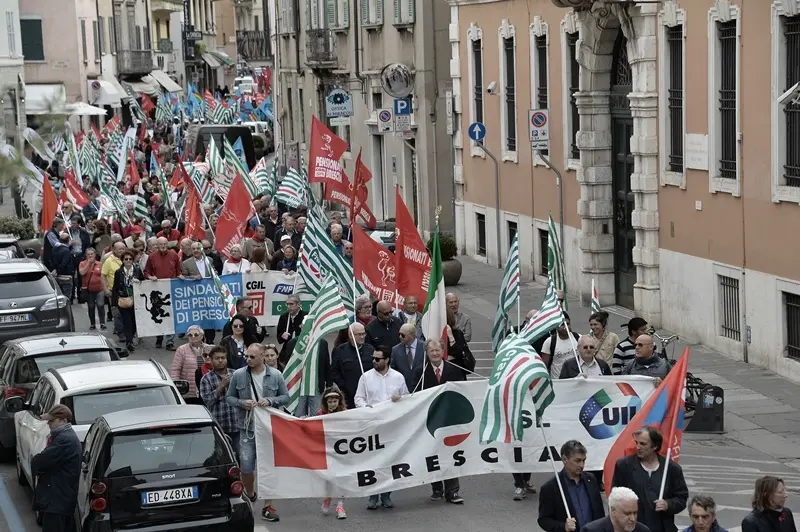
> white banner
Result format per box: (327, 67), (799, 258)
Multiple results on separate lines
(254, 377), (656, 498)
(132, 271), (314, 336)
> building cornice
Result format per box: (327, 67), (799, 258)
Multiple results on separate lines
(447, 0), (504, 6)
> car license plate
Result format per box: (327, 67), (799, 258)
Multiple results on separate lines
(141, 486), (199, 505)
(0, 314), (31, 324)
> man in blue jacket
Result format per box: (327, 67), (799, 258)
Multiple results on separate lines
(32, 404), (81, 532)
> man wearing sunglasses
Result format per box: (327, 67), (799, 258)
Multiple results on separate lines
(620, 334), (670, 385)
(222, 296), (266, 341)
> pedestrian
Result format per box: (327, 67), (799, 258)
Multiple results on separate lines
(396, 295), (424, 340)
(540, 312), (581, 379)
(242, 224), (273, 262)
(195, 351), (213, 392)
(170, 324), (212, 398)
(742, 476), (796, 532)
(613, 317), (649, 374)
(278, 245), (298, 272)
(226, 343), (289, 523)
(446, 292), (472, 343)
(610, 426), (688, 532)
(264, 344), (281, 371)
(560, 335), (613, 379)
(248, 246), (272, 273)
(581, 487), (651, 532)
(365, 301), (403, 349)
(52, 232), (75, 302)
(390, 323), (425, 392)
(78, 248), (105, 330)
(589, 311), (620, 365)
(411, 338), (465, 505)
(277, 295), (306, 359)
(144, 236), (183, 350)
(112, 250), (144, 352)
(222, 297), (266, 341)
(31, 404), (81, 532)
(537, 440), (605, 531)
(318, 384), (348, 519)
(621, 334), (670, 384)
(222, 244), (251, 274)
(330, 323), (374, 409)
(354, 345), (408, 510)
(220, 314), (257, 369)
(445, 308), (475, 378)
(354, 295), (374, 327)
(200, 346), (239, 456)
(182, 241), (218, 343)
(685, 495), (729, 532)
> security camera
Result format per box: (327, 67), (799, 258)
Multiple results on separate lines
(486, 81), (497, 94)
(778, 81), (800, 106)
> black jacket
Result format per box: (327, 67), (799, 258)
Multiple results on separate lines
(222, 315), (263, 342)
(277, 310), (307, 344)
(559, 358), (613, 379)
(31, 424), (81, 515)
(112, 265), (144, 307)
(51, 244), (75, 276)
(538, 470), (606, 532)
(330, 342), (374, 409)
(611, 455), (689, 532)
(412, 358), (465, 390)
(365, 316), (403, 350)
(581, 517), (651, 532)
(742, 509), (796, 532)
(283, 337), (331, 394)
(220, 333), (257, 370)
(447, 328), (475, 378)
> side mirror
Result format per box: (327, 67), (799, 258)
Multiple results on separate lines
(5, 396), (26, 413)
(115, 347), (129, 359)
(174, 380), (190, 395)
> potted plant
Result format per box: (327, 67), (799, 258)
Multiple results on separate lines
(428, 234), (461, 286)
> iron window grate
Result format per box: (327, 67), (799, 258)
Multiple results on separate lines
(667, 25), (684, 173)
(784, 16), (800, 187)
(567, 32), (580, 160)
(539, 229), (549, 276)
(536, 35), (549, 156)
(503, 36), (516, 152)
(718, 275), (740, 341)
(718, 20), (737, 179)
(476, 213), (487, 256)
(786, 292), (800, 360)
(472, 38), (484, 126)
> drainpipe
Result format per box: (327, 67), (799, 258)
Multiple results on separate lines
(96, 0), (103, 74)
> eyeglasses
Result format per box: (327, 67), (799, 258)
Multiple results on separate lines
(264, 343), (277, 349)
(372, 357), (385, 361)
(242, 306), (253, 310)
(188, 332), (202, 338)
(123, 257), (133, 261)
(232, 324), (245, 329)
(581, 346), (596, 350)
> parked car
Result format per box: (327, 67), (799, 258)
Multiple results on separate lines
(9, 359), (190, 488)
(74, 405), (254, 531)
(0, 259), (74, 343)
(0, 332), (125, 458)
(242, 121), (274, 155)
(234, 76), (255, 94)
(0, 234), (27, 258)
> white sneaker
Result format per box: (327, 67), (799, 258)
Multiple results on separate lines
(513, 487), (526, 501)
(321, 498), (331, 515)
(336, 503), (347, 519)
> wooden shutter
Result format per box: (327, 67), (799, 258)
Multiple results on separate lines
(360, 0), (369, 25)
(340, 0), (349, 28)
(326, 0), (336, 28)
(374, 0), (383, 25)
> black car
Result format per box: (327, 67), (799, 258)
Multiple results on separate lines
(76, 405), (254, 532)
(0, 259), (75, 343)
(0, 332), (126, 458)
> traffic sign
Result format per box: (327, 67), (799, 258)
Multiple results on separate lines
(395, 114), (411, 132)
(468, 122), (486, 142)
(377, 108), (393, 132)
(394, 97), (412, 115)
(529, 109), (550, 150)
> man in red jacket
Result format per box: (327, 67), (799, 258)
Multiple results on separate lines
(144, 236), (183, 350)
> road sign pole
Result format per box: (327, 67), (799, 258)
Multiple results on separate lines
(536, 151), (565, 270)
(479, 141), (502, 269)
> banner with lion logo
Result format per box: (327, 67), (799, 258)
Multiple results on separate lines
(253, 377), (657, 498)
(133, 271), (314, 336)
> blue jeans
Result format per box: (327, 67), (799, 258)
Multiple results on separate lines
(239, 432), (257, 474)
(294, 395), (320, 417)
(85, 290), (105, 327)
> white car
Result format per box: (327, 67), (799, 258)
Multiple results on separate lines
(11, 359), (189, 488)
(234, 76), (254, 94)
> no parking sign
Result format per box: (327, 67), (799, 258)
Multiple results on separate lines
(529, 109), (550, 150)
(378, 108), (394, 132)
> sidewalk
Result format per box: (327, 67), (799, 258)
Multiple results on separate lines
(449, 256), (800, 467)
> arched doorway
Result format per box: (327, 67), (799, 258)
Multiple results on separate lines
(611, 32), (635, 309)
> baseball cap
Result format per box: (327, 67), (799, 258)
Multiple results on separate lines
(41, 404), (73, 422)
(131, 226), (143, 234)
(280, 235), (291, 242)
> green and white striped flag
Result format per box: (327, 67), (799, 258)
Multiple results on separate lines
(134, 183), (151, 234)
(205, 246), (238, 318)
(275, 168), (307, 208)
(266, 156), (279, 197)
(547, 214), (567, 310)
(591, 278), (601, 314)
(479, 334), (555, 443)
(251, 157), (276, 197)
(283, 277), (351, 412)
(518, 278), (564, 345)
(207, 137), (227, 177)
(491, 232), (521, 352)
(155, 93), (172, 124)
(222, 137), (260, 198)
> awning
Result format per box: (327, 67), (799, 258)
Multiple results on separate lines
(101, 73), (131, 101)
(147, 69), (183, 94)
(64, 102), (107, 116)
(25, 83), (67, 115)
(121, 78), (161, 97)
(201, 52), (222, 69)
(87, 79), (124, 107)
(209, 50), (234, 67)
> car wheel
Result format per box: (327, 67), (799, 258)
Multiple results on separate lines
(15, 452), (27, 487)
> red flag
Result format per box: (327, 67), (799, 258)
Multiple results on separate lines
(90, 123), (102, 141)
(353, 224), (398, 307)
(63, 170), (90, 209)
(394, 185), (431, 308)
(41, 177), (58, 229)
(104, 115), (119, 134)
(169, 162), (182, 190)
(178, 158), (193, 189)
(349, 149), (376, 229)
(75, 131), (85, 149)
(321, 165), (377, 229)
(141, 94), (155, 115)
(127, 151), (140, 191)
(215, 174), (256, 258)
(184, 183), (206, 241)
(307, 116), (348, 185)
(602, 348), (690, 497)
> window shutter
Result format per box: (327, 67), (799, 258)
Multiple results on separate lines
(6, 11), (15, 57)
(98, 17), (105, 54)
(312, 0), (320, 28)
(326, 0), (336, 28)
(340, 0), (349, 28)
(360, 0), (369, 25)
(81, 19), (88, 61)
(393, 0), (400, 24)
(305, 0), (311, 29)
(93, 20), (100, 58)
(374, 0), (383, 24)
(407, 0), (415, 24)
(280, 0), (287, 33)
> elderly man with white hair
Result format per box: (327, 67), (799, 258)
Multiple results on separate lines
(559, 335), (613, 379)
(330, 322), (375, 410)
(581, 487), (650, 532)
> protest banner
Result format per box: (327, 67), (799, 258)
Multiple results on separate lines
(133, 271), (314, 336)
(254, 376), (656, 498)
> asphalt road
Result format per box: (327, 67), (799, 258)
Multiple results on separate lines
(2, 294), (799, 532)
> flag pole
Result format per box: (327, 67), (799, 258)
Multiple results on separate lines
(348, 325), (370, 405)
(560, 315), (585, 377)
(658, 382), (681, 499)
(540, 424), (572, 519)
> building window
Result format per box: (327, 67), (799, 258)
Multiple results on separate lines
(476, 213), (486, 256)
(785, 292), (800, 360)
(567, 31), (580, 161)
(534, 33), (549, 156)
(538, 228), (548, 276)
(298, 88), (305, 142)
(372, 91), (382, 112)
(667, 25), (683, 172)
(472, 36), (483, 125)
(499, 20), (517, 160)
(507, 220), (517, 248)
(81, 20), (88, 62)
(784, 15), (800, 187)
(718, 20), (737, 180)
(717, 275), (740, 341)
(127, 6), (136, 49)
(6, 11), (16, 57)
(109, 16), (117, 54)
(287, 87), (294, 139)
(93, 20), (100, 59)
(20, 19), (44, 61)
(98, 17), (105, 54)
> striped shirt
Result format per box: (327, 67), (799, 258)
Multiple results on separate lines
(612, 338), (636, 374)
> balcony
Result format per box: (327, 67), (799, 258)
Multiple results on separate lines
(151, 0), (183, 12)
(157, 39), (173, 53)
(237, 30), (271, 61)
(305, 29), (337, 68)
(117, 50), (154, 75)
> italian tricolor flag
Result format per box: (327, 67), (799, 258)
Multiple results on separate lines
(421, 223), (448, 357)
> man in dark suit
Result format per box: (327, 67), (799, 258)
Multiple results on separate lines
(538, 440), (605, 532)
(390, 323), (425, 391)
(560, 335), (613, 379)
(330, 323), (375, 409)
(610, 426), (688, 532)
(581, 487), (651, 532)
(277, 295), (306, 360)
(410, 338), (465, 505)
(32, 404), (82, 532)
(283, 336), (331, 416)
(365, 301), (403, 349)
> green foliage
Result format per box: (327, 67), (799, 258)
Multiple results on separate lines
(0, 216), (35, 240)
(427, 234), (457, 261)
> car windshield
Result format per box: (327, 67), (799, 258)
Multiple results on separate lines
(14, 351), (113, 384)
(104, 425), (229, 478)
(0, 272), (54, 298)
(67, 386), (179, 425)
